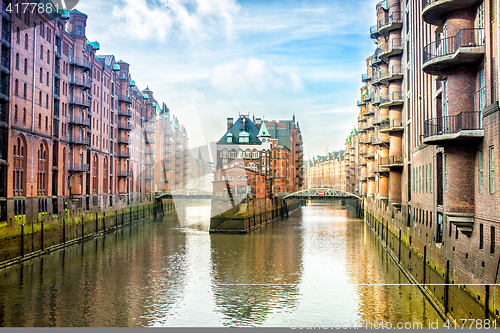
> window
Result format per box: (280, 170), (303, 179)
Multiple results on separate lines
(480, 224), (484, 249)
(16, 27), (20, 44)
(491, 226), (496, 254)
(479, 150), (484, 193)
(425, 165), (428, 192)
(490, 146), (495, 193)
(47, 50), (50, 64)
(13, 136), (27, 196)
(430, 164), (433, 192)
(444, 154), (448, 192)
(40, 68), (43, 82)
(40, 45), (43, 60)
(45, 116), (48, 130)
(230, 150), (236, 159)
(14, 79), (18, 95)
(24, 58), (27, 74)
(37, 143), (47, 195)
(23, 108), (26, 123)
(39, 91), (42, 105)
(46, 72), (49, 86)
(14, 105), (18, 121)
(23, 83), (27, 99)
(24, 34), (28, 49)
(38, 114), (41, 128)
(15, 53), (19, 69)
(46, 94), (49, 108)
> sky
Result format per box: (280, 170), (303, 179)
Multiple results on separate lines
(76, 0), (379, 161)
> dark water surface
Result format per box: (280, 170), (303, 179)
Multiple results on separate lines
(0, 203), (442, 327)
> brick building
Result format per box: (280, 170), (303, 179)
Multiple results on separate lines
(342, 0), (500, 312)
(306, 151), (346, 190)
(1, 3), (189, 227)
(213, 114), (304, 202)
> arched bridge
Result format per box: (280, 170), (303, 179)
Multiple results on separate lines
(156, 189), (213, 200)
(284, 187), (362, 200)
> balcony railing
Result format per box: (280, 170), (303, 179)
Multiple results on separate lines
(117, 137), (128, 144)
(69, 135), (90, 145)
(68, 163), (90, 172)
(423, 111), (483, 139)
(380, 91), (403, 107)
(370, 25), (379, 39)
(423, 29), (484, 74)
(377, 11), (402, 34)
(362, 73), (371, 82)
(68, 115), (90, 127)
(117, 151), (131, 158)
(369, 54), (383, 67)
(357, 100), (366, 106)
(69, 76), (91, 88)
(118, 122), (132, 130)
(379, 38), (403, 60)
(119, 96), (132, 104)
(69, 96), (91, 108)
(117, 170), (131, 177)
(377, 65), (403, 84)
(380, 155), (404, 167)
(70, 57), (92, 70)
(380, 118), (404, 131)
(118, 109), (132, 117)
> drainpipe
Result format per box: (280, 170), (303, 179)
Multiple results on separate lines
(31, 20), (38, 197)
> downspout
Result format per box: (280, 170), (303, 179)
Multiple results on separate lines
(31, 19), (38, 197)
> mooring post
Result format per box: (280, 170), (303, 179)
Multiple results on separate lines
(398, 229), (401, 263)
(444, 259), (450, 314)
(96, 212), (98, 233)
(485, 284), (490, 320)
(41, 220), (44, 251)
(423, 246), (427, 286)
(63, 218), (66, 244)
(20, 224), (24, 258)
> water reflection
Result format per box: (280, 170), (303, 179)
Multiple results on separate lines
(0, 203), (442, 327)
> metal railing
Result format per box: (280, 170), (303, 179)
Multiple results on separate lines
(377, 65), (403, 81)
(423, 28), (485, 64)
(117, 170), (131, 177)
(378, 11), (402, 30)
(69, 135), (90, 145)
(68, 163), (90, 172)
(118, 109), (132, 117)
(380, 155), (404, 166)
(70, 57), (92, 69)
(69, 76), (91, 88)
(68, 115), (90, 126)
(69, 96), (91, 107)
(119, 96), (132, 104)
(379, 38), (403, 55)
(118, 122), (132, 130)
(380, 91), (403, 105)
(117, 151), (131, 158)
(423, 111), (483, 138)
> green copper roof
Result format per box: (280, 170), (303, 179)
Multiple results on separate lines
(113, 64), (120, 71)
(129, 80), (135, 87)
(88, 41), (100, 50)
(258, 121), (270, 137)
(143, 94), (149, 99)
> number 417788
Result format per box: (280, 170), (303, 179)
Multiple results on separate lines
(444, 319), (497, 328)
(5, 2), (59, 15)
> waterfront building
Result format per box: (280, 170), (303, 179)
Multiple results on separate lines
(213, 114), (304, 201)
(306, 151), (346, 190)
(1, 5), (189, 227)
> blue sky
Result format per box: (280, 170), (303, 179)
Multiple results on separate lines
(78, 0), (379, 160)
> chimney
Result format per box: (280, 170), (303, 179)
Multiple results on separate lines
(227, 118), (233, 130)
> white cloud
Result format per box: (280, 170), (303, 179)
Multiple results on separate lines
(111, 0), (240, 42)
(211, 58), (304, 96)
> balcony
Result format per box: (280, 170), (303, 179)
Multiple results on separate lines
(69, 96), (91, 108)
(370, 25), (380, 40)
(378, 11), (402, 35)
(145, 160), (155, 165)
(422, 0), (480, 26)
(118, 109), (132, 117)
(379, 38), (403, 61)
(369, 54), (383, 67)
(69, 76), (91, 89)
(380, 155), (404, 168)
(423, 111), (483, 145)
(380, 118), (404, 133)
(372, 94), (381, 106)
(117, 151), (131, 158)
(380, 91), (404, 107)
(68, 163), (90, 172)
(145, 148), (155, 155)
(117, 137), (128, 144)
(70, 57), (92, 71)
(423, 29), (485, 75)
(118, 122), (132, 131)
(68, 115), (90, 127)
(0, 57), (9, 75)
(373, 135), (390, 146)
(1, 29), (10, 49)
(363, 93), (373, 102)
(357, 100), (366, 107)
(362, 73), (371, 83)
(378, 65), (403, 84)
(373, 164), (390, 174)
(145, 125), (156, 133)
(372, 116), (390, 125)
(117, 171), (131, 178)
(69, 135), (90, 146)
(119, 96), (132, 104)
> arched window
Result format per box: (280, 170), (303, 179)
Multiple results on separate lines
(37, 142), (47, 195)
(38, 113), (41, 128)
(14, 79), (18, 95)
(40, 45), (43, 60)
(14, 105), (18, 121)
(46, 94), (49, 108)
(16, 27), (20, 44)
(230, 150), (236, 159)
(15, 53), (19, 69)
(23, 58), (27, 74)
(45, 116), (48, 130)
(14, 136), (27, 196)
(223, 149), (228, 158)
(22, 108), (26, 123)
(23, 83), (27, 98)
(39, 67), (42, 82)
(246, 149), (251, 159)
(47, 50), (50, 64)
(39, 91), (42, 105)
(92, 155), (98, 193)
(103, 158), (108, 194)
(24, 34), (28, 49)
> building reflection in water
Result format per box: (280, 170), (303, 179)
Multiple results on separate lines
(210, 216), (304, 326)
(0, 216), (188, 327)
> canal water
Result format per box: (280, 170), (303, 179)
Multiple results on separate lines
(0, 203), (442, 327)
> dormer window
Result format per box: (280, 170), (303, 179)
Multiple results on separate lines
(239, 131), (249, 143)
(227, 132), (233, 143)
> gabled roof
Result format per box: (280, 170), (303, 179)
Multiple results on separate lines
(258, 121), (271, 137)
(218, 116), (262, 144)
